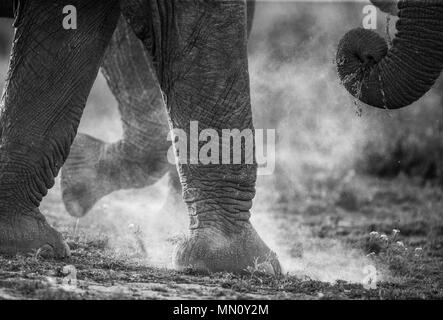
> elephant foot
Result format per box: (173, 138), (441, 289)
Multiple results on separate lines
(61, 133), (168, 218)
(61, 133), (113, 218)
(173, 222), (281, 275)
(0, 208), (70, 258)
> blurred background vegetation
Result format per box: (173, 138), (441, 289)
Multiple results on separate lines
(0, 1), (442, 189)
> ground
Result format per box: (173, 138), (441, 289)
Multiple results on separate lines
(0, 173), (442, 300)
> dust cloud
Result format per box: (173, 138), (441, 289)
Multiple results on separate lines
(76, 1), (392, 283)
(248, 1), (389, 283)
(0, 2), (399, 283)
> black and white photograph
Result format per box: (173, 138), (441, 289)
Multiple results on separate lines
(0, 0), (442, 305)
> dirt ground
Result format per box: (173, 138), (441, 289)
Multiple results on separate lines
(0, 173), (442, 300)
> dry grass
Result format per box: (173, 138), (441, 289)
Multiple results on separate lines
(0, 174), (442, 300)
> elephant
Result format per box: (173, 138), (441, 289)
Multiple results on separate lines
(0, 0), (283, 274)
(62, 0), (255, 220)
(336, 0), (443, 109)
(1, 0), (440, 275)
(0, 1), (256, 219)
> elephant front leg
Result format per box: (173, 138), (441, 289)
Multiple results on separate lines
(123, 0), (281, 274)
(0, 0), (120, 257)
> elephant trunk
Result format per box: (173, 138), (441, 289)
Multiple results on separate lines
(336, 0), (443, 109)
(370, 0), (399, 15)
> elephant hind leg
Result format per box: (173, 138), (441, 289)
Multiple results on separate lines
(61, 133), (110, 218)
(61, 17), (179, 218)
(61, 133), (174, 218)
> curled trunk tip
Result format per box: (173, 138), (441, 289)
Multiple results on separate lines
(337, 0), (443, 110)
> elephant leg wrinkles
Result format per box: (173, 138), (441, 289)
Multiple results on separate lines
(121, 0), (281, 274)
(0, 0), (120, 257)
(61, 1), (256, 218)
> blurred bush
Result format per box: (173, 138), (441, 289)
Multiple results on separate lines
(356, 79), (443, 186)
